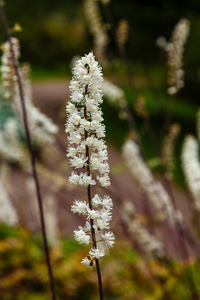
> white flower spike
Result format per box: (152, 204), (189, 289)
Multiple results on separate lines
(66, 52), (114, 268)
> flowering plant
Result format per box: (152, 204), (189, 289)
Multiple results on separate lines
(66, 52), (114, 272)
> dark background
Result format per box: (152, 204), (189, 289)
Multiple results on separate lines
(0, 1), (200, 105)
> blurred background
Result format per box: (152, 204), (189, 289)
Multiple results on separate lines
(1, 0), (200, 142)
(1, 0), (200, 299)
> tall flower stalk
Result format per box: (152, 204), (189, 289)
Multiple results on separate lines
(66, 52), (114, 300)
(0, 4), (57, 300)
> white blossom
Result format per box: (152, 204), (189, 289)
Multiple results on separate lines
(96, 218), (110, 230)
(70, 155), (88, 169)
(71, 200), (88, 215)
(91, 194), (102, 206)
(68, 172), (80, 185)
(97, 174), (110, 187)
(78, 172), (96, 187)
(89, 247), (105, 259)
(66, 53), (114, 268)
(88, 209), (100, 219)
(81, 256), (95, 269)
(74, 227), (90, 244)
(101, 231), (115, 248)
(101, 195), (113, 210)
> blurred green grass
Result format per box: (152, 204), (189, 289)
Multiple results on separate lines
(1, 223), (200, 300)
(31, 67), (69, 81)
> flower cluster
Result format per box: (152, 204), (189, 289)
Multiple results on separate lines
(71, 194), (114, 269)
(66, 52), (114, 268)
(70, 57), (127, 118)
(0, 38), (59, 145)
(182, 135), (200, 211)
(122, 139), (181, 226)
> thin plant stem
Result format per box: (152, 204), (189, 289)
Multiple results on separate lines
(84, 80), (104, 300)
(0, 4), (57, 300)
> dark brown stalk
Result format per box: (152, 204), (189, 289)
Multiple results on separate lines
(0, 4), (56, 300)
(84, 82), (104, 300)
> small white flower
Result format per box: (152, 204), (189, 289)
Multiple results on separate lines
(65, 122), (75, 133)
(98, 163), (110, 174)
(97, 174), (110, 187)
(71, 200), (88, 215)
(96, 218), (110, 230)
(83, 74), (89, 84)
(67, 147), (77, 158)
(92, 194), (102, 206)
(74, 228), (90, 244)
(70, 155), (88, 168)
(69, 172), (80, 185)
(76, 92), (83, 102)
(81, 256), (95, 269)
(98, 150), (108, 160)
(66, 102), (77, 114)
(85, 96), (95, 109)
(100, 208), (112, 222)
(90, 120), (99, 130)
(71, 113), (81, 125)
(96, 126), (105, 138)
(79, 173), (96, 187)
(88, 209), (100, 219)
(101, 196), (113, 210)
(69, 132), (82, 145)
(77, 143), (86, 154)
(80, 119), (91, 131)
(89, 247), (105, 259)
(90, 156), (101, 170)
(85, 136), (95, 147)
(101, 231), (115, 248)
(84, 221), (92, 232)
